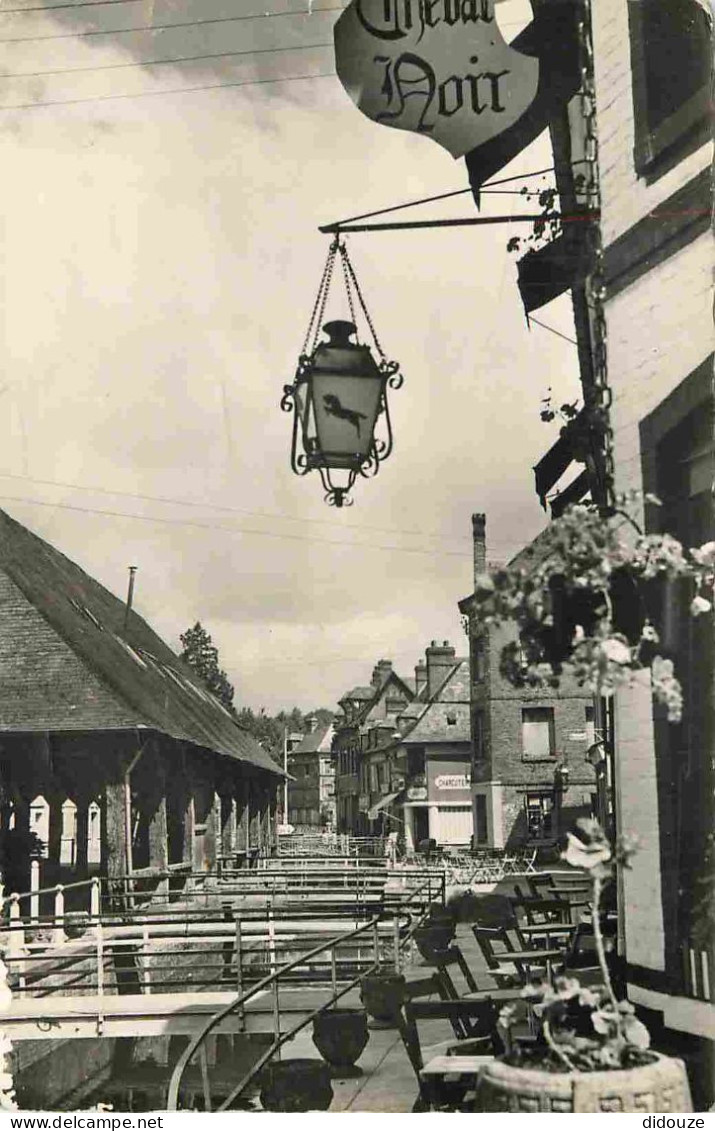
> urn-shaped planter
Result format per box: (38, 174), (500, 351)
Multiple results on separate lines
(312, 1008), (369, 1077)
(259, 1058), (333, 1112)
(477, 1053), (692, 1113)
(359, 971), (406, 1029)
(412, 923), (455, 961)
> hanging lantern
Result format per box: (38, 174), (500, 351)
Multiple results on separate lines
(281, 238), (403, 507)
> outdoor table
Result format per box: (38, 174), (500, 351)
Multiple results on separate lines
(550, 882), (591, 900)
(421, 1053), (493, 1080)
(460, 988), (526, 1003)
(520, 922), (577, 944)
(497, 945), (565, 980)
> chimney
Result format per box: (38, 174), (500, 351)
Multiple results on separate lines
(472, 513), (486, 588)
(414, 660), (427, 697)
(306, 715), (319, 734)
(123, 565), (137, 632)
(371, 659), (393, 687)
(425, 640), (456, 697)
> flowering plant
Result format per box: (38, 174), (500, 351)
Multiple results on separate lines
(497, 819), (652, 1073)
(471, 502), (715, 722)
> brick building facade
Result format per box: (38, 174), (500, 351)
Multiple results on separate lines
(333, 661), (414, 835)
(333, 646), (473, 849)
(459, 514), (597, 853)
(390, 646), (472, 851)
(287, 717), (336, 828)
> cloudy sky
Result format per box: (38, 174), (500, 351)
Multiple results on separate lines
(0, 0), (580, 712)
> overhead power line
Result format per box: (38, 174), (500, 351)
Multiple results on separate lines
(0, 9), (340, 41)
(0, 491), (479, 559)
(0, 1), (343, 13)
(0, 470), (490, 545)
(0, 68), (337, 108)
(0, 41), (333, 79)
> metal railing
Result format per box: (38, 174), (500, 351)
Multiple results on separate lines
(276, 834), (387, 859)
(1, 877), (101, 953)
(3, 872), (444, 1005)
(166, 879), (438, 1113)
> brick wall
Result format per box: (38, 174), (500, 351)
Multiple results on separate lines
(592, 0), (713, 984)
(407, 660), (470, 743)
(608, 236), (712, 512)
(592, 0), (711, 245)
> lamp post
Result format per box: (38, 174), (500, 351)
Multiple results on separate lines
(282, 238), (403, 507)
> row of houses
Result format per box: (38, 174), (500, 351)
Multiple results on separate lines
(331, 513), (604, 855)
(0, 508), (284, 900)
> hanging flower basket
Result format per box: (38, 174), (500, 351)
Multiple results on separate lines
(475, 503), (715, 723)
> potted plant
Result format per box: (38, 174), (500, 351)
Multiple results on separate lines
(312, 1007), (369, 1077)
(476, 819), (693, 1113)
(359, 968), (406, 1029)
(259, 1059), (333, 1112)
(472, 502), (715, 723)
(412, 901), (457, 959)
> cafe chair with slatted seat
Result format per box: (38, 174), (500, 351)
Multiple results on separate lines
(472, 925), (564, 987)
(414, 941), (482, 1001)
(396, 997), (504, 1112)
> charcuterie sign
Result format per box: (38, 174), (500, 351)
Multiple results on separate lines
(434, 773), (471, 790)
(334, 0), (539, 159)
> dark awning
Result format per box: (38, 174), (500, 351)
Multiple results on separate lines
(517, 228), (594, 314)
(533, 433), (574, 509)
(550, 469), (590, 517)
(365, 791), (403, 821)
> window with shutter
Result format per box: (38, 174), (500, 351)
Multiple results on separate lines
(522, 707), (555, 760)
(628, 0), (712, 175)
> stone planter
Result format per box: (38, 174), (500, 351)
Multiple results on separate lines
(477, 1053), (692, 1113)
(259, 1059), (333, 1112)
(312, 1008), (369, 1078)
(360, 971), (406, 1029)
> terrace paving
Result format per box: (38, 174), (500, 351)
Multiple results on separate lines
(279, 921), (496, 1113)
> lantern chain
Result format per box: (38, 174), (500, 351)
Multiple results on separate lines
(312, 240), (339, 354)
(577, 0), (616, 515)
(339, 241), (387, 362)
(301, 238), (339, 358)
(338, 239), (359, 333)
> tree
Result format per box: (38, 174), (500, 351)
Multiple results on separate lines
(179, 622), (235, 710)
(306, 708), (335, 727)
(233, 706), (284, 754)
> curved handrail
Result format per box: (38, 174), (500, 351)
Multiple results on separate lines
(167, 872), (441, 1111)
(211, 885), (440, 1112)
(166, 913), (395, 1111)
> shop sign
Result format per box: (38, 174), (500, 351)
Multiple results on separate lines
(434, 773), (471, 790)
(334, 0), (539, 158)
(406, 786), (428, 801)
